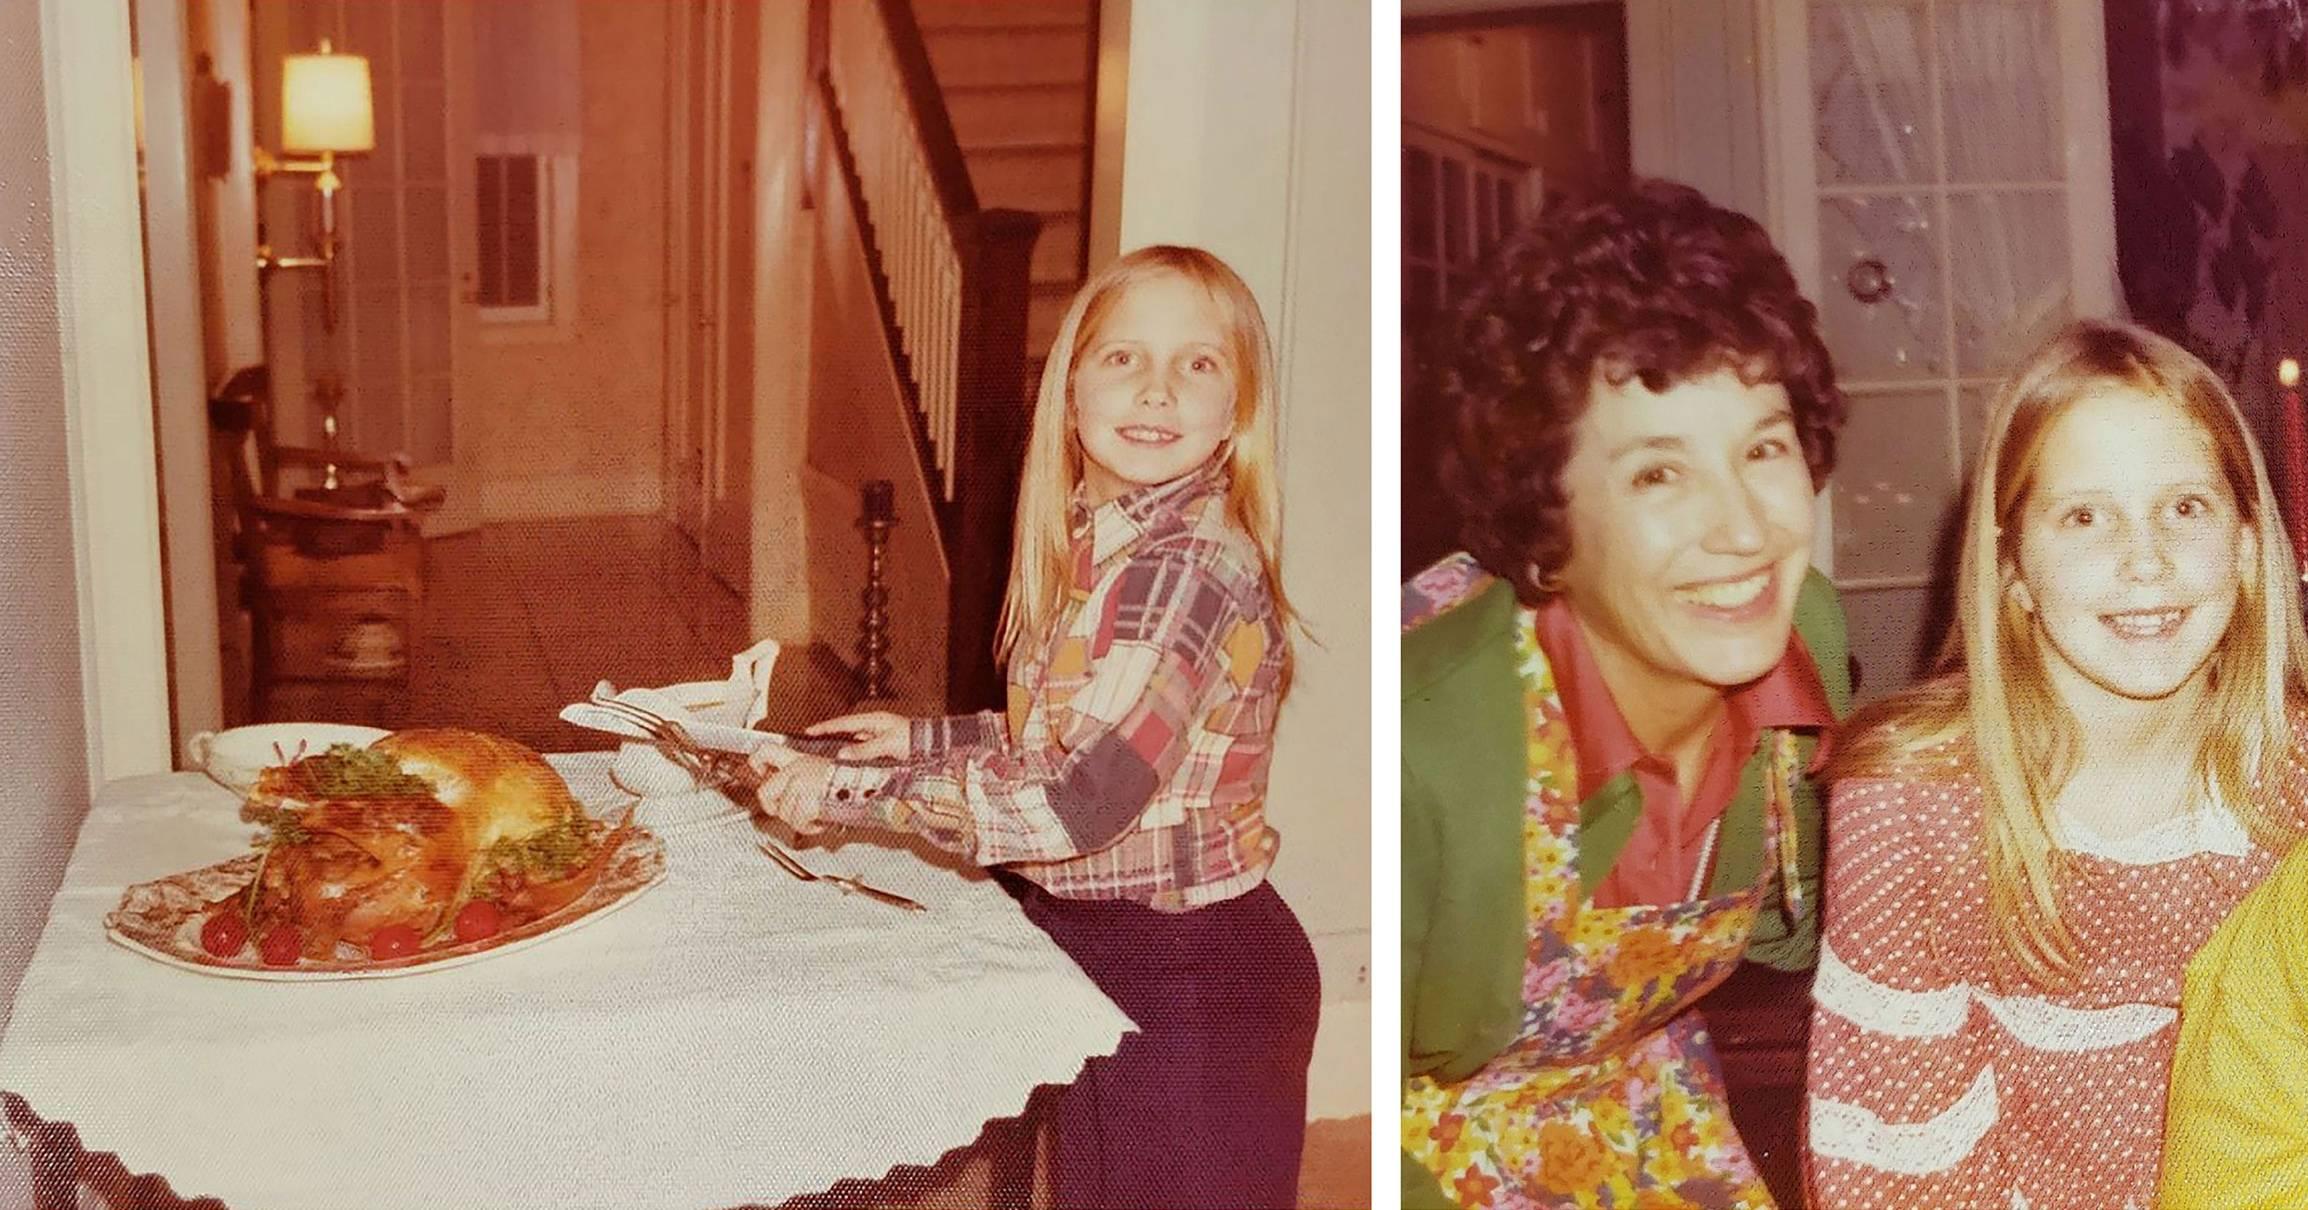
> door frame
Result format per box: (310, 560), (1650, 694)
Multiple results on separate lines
(665, 0), (756, 595)
(665, 0), (710, 545)
(44, 0), (174, 786)
(135, 0), (229, 754)
(703, 0), (760, 598)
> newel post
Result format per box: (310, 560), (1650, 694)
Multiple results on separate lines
(946, 208), (1041, 711)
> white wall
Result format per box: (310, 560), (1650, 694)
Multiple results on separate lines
(189, 0), (264, 382)
(3, 0), (167, 1037)
(1108, 0), (1373, 1121)
(461, 1), (673, 525)
(1626, 0), (1769, 222)
(0, 0), (88, 1042)
(746, 0), (814, 643)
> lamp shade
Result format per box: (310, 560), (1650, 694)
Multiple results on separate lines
(281, 51), (374, 154)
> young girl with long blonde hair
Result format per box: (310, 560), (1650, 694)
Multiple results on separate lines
(750, 245), (1319, 1210)
(1805, 320), (2308, 1208)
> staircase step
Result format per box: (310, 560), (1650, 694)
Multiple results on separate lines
(922, 25), (1090, 89)
(959, 135), (1086, 157)
(962, 144), (1086, 216)
(913, 0), (1092, 31)
(944, 81), (1090, 148)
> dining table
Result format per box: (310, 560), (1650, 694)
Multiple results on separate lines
(0, 751), (1135, 1210)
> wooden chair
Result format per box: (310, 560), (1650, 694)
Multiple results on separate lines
(208, 367), (445, 721)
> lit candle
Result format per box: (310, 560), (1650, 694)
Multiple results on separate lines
(2277, 358), (2308, 574)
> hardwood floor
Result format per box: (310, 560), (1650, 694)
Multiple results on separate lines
(253, 516), (849, 748)
(1299, 1116), (1376, 1209)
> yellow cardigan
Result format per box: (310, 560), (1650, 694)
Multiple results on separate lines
(2159, 838), (2308, 1207)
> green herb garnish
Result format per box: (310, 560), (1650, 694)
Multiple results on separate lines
(293, 743), (436, 798)
(477, 815), (594, 885)
(245, 802), (311, 848)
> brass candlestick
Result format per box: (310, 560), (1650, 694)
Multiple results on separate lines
(857, 480), (896, 701)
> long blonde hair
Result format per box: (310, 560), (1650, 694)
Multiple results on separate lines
(997, 245), (1297, 682)
(1833, 319), (2308, 986)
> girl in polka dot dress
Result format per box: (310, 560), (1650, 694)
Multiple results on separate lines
(1804, 321), (2308, 1210)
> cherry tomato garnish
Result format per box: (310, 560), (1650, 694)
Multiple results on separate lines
(258, 924), (303, 967)
(453, 900), (503, 942)
(199, 912), (249, 958)
(367, 924), (421, 960)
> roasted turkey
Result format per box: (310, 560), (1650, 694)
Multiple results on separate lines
(239, 728), (614, 959)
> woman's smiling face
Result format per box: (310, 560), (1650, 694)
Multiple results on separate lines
(1070, 271), (1236, 505)
(1550, 366), (1820, 697)
(2012, 386), (2251, 709)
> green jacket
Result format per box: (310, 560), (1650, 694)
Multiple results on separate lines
(1400, 569), (1850, 1207)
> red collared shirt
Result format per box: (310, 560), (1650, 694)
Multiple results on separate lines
(1533, 597), (1835, 908)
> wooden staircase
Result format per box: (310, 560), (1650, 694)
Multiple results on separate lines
(806, 0), (1044, 712)
(912, 0), (1095, 360)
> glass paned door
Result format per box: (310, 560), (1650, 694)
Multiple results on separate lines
(1776, 0), (2114, 702)
(255, 0), (455, 467)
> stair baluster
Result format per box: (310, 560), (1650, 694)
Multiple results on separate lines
(856, 479), (897, 703)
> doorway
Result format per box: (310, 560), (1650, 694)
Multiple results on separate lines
(1400, 4), (1630, 575)
(161, 0), (767, 741)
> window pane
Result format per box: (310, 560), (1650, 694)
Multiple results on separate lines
(351, 284), (407, 453)
(505, 156), (541, 306)
(476, 157), (503, 305)
(1405, 147), (1437, 255)
(1475, 169), (1497, 254)
(1405, 265), (1438, 341)
(1442, 159), (1468, 264)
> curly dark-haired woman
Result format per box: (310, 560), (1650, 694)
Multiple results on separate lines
(1401, 179), (1852, 1209)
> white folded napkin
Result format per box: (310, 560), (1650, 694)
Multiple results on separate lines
(558, 638), (787, 802)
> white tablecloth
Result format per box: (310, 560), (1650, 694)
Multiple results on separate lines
(0, 756), (1133, 1210)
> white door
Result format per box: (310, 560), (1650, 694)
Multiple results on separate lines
(1765, 0), (2117, 703)
(666, 0), (712, 545)
(666, 0), (755, 595)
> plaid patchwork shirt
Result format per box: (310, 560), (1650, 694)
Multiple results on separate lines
(816, 464), (1285, 911)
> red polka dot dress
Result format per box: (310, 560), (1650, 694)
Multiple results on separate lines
(1804, 738), (2308, 1209)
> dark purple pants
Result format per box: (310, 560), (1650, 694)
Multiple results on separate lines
(999, 872), (1322, 1210)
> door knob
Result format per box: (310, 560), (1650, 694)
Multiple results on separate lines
(1846, 257), (1894, 305)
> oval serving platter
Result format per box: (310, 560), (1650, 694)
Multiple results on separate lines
(103, 825), (666, 981)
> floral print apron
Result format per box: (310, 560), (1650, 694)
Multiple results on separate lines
(1403, 605), (1791, 1209)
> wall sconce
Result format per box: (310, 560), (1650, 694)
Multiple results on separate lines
(254, 39), (373, 288)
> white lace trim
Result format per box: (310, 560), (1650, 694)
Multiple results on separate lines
(1973, 990), (2174, 1053)
(1815, 938), (1969, 1039)
(1811, 1066), (1999, 1175)
(2053, 802), (2249, 864)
